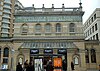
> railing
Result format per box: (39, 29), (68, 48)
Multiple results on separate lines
(15, 7), (81, 14)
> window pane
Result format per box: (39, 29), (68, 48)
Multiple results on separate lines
(21, 24), (28, 34)
(45, 24), (51, 32)
(85, 49), (89, 63)
(69, 23), (75, 32)
(3, 48), (9, 57)
(35, 24), (41, 32)
(91, 49), (96, 63)
(3, 58), (8, 63)
(56, 23), (61, 32)
(95, 23), (97, 31)
(74, 57), (79, 64)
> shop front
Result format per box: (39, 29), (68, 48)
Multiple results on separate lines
(30, 48), (67, 71)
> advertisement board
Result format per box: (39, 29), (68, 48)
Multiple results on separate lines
(34, 58), (43, 71)
(54, 69), (62, 71)
(53, 58), (62, 67)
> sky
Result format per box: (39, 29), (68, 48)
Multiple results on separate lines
(18, 0), (100, 23)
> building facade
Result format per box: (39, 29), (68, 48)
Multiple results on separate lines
(0, 1), (100, 71)
(0, 0), (15, 37)
(84, 8), (100, 71)
(84, 8), (100, 41)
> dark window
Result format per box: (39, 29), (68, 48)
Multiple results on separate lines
(90, 28), (92, 34)
(93, 35), (95, 40)
(85, 49), (89, 63)
(91, 17), (93, 22)
(92, 26), (94, 33)
(3, 58), (8, 63)
(69, 23), (75, 32)
(94, 14), (96, 20)
(96, 33), (99, 40)
(3, 48), (9, 57)
(56, 23), (61, 32)
(87, 30), (89, 36)
(91, 49), (96, 63)
(95, 23), (97, 31)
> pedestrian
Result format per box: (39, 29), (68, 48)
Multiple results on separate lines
(62, 59), (67, 71)
(46, 60), (53, 71)
(24, 60), (29, 71)
(26, 62), (34, 71)
(99, 64), (100, 71)
(71, 61), (75, 71)
(16, 62), (23, 71)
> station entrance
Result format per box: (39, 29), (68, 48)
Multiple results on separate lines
(30, 49), (67, 71)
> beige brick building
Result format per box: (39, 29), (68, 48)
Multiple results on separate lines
(0, 1), (100, 71)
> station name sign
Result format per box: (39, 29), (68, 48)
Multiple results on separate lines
(30, 49), (39, 54)
(44, 49), (53, 54)
(58, 49), (67, 54)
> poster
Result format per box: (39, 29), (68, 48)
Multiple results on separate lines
(53, 58), (62, 67)
(54, 69), (62, 71)
(34, 58), (43, 71)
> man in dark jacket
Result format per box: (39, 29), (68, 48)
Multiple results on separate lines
(62, 59), (67, 71)
(26, 62), (34, 71)
(71, 61), (75, 71)
(46, 60), (53, 71)
(16, 62), (23, 71)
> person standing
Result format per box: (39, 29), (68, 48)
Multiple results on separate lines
(46, 60), (53, 71)
(26, 62), (34, 71)
(62, 59), (67, 71)
(71, 61), (75, 71)
(99, 64), (100, 71)
(24, 60), (29, 71)
(16, 62), (23, 71)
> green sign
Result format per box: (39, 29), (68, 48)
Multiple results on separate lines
(15, 15), (82, 23)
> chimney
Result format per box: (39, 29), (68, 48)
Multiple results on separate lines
(52, 4), (54, 8)
(42, 4), (45, 8)
(32, 4), (34, 8)
(62, 4), (65, 8)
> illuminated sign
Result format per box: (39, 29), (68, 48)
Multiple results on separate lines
(44, 49), (53, 54)
(58, 49), (67, 54)
(30, 49), (39, 54)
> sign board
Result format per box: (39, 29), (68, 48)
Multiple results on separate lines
(30, 49), (39, 54)
(44, 49), (53, 54)
(53, 58), (62, 67)
(54, 69), (62, 71)
(34, 58), (43, 71)
(58, 49), (67, 54)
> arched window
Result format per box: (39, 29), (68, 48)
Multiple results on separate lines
(69, 23), (75, 32)
(45, 23), (51, 32)
(35, 24), (41, 32)
(21, 24), (28, 34)
(56, 23), (61, 32)
(85, 49), (89, 63)
(3, 47), (9, 57)
(91, 49), (96, 63)
(73, 55), (79, 65)
(19, 58), (23, 64)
